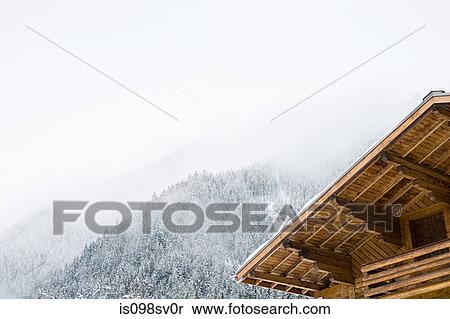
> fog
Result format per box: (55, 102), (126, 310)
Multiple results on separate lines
(1, 0), (450, 230)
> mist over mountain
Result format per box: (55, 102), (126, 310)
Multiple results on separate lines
(31, 157), (364, 298)
(0, 209), (96, 298)
(0, 135), (372, 298)
(32, 164), (319, 298)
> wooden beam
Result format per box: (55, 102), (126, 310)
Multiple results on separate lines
(419, 133), (450, 164)
(282, 258), (305, 276)
(381, 280), (450, 299)
(385, 180), (416, 204)
(403, 203), (448, 219)
(319, 216), (358, 248)
(334, 225), (365, 251)
(402, 117), (447, 157)
(240, 246), (282, 281)
(318, 221), (350, 248)
(253, 279), (309, 296)
(312, 263), (353, 285)
(244, 275), (316, 297)
(303, 212), (339, 244)
(363, 252), (450, 287)
(283, 240), (354, 284)
(416, 182), (450, 203)
(365, 267), (450, 297)
(349, 233), (376, 254)
(343, 203), (399, 229)
(401, 189), (429, 212)
(332, 196), (371, 215)
(433, 149), (450, 169)
(370, 173), (405, 203)
(361, 239), (450, 272)
(317, 270), (331, 282)
(302, 203), (356, 248)
(271, 251), (294, 274)
(398, 167), (450, 198)
(352, 164), (395, 201)
(428, 190), (450, 205)
(435, 105), (450, 119)
(251, 271), (323, 291)
(375, 233), (401, 247)
(299, 261), (318, 279)
(314, 282), (355, 299)
(283, 240), (351, 263)
(332, 196), (402, 246)
(385, 152), (450, 184)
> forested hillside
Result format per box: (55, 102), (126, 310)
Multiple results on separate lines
(0, 137), (370, 298)
(0, 209), (96, 298)
(33, 164), (323, 298)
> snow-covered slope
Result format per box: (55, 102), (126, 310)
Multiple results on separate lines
(32, 164), (322, 298)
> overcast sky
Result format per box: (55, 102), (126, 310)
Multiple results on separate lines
(1, 0), (450, 229)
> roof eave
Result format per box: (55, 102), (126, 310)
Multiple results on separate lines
(235, 92), (450, 282)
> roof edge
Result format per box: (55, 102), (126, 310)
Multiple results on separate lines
(235, 92), (450, 281)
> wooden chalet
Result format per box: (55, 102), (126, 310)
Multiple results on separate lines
(235, 91), (450, 298)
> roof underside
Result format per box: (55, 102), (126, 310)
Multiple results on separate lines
(235, 93), (450, 297)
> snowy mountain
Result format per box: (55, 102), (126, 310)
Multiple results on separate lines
(32, 164), (323, 298)
(0, 209), (96, 298)
(0, 137), (371, 298)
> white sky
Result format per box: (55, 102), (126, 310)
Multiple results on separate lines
(1, 0), (450, 230)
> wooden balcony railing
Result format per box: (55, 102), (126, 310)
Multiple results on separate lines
(361, 239), (450, 298)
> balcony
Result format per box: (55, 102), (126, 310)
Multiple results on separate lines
(361, 239), (450, 298)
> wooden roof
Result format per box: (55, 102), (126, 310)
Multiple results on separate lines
(235, 91), (450, 297)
